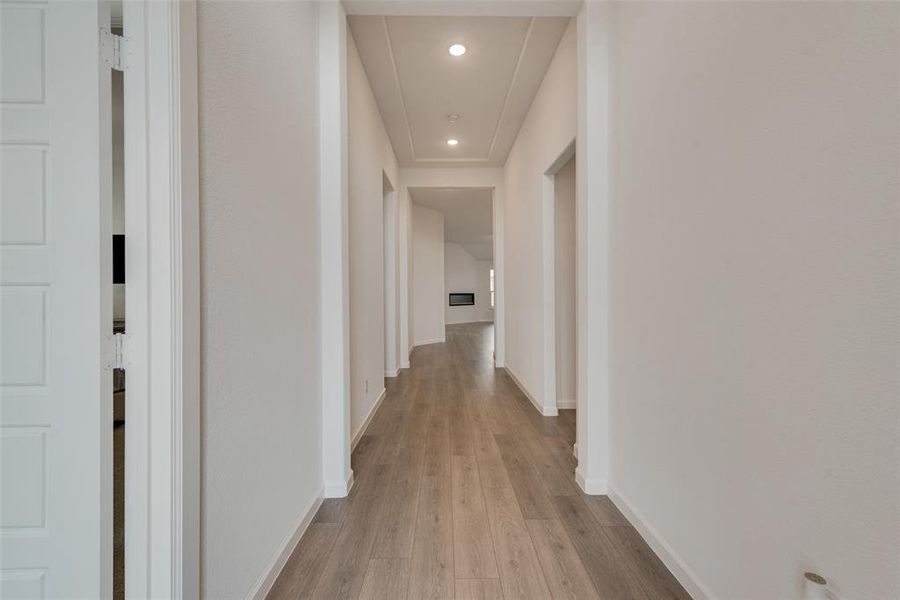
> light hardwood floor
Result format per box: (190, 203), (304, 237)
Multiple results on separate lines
(269, 322), (690, 600)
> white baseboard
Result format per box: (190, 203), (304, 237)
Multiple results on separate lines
(557, 398), (576, 410)
(352, 387), (386, 451)
(384, 366), (400, 378)
(573, 442), (578, 459)
(324, 471), (354, 498)
(608, 486), (713, 600)
(575, 466), (607, 494)
(248, 490), (323, 600)
(413, 337), (445, 347)
(503, 367), (558, 416)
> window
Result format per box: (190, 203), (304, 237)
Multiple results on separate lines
(489, 268), (495, 308)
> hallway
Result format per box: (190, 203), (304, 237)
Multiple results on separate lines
(269, 323), (689, 599)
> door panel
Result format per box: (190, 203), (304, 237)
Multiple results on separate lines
(1, 1), (112, 598)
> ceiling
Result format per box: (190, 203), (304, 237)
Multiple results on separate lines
(411, 187), (493, 260)
(348, 15), (570, 167)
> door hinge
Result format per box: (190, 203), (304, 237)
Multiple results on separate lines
(100, 28), (130, 72)
(107, 332), (129, 371)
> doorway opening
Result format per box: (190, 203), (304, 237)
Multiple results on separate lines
(383, 172), (398, 379)
(110, 14), (126, 596)
(321, 1), (611, 500)
(553, 153), (577, 447)
(542, 139), (577, 434)
(554, 154), (576, 412)
(407, 186), (495, 355)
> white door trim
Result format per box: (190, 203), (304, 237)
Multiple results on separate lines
(318, 0), (354, 498)
(575, 1), (611, 495)
(123, 1), (200, 597)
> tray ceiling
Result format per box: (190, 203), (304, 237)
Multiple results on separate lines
(349, 15), (570, 167)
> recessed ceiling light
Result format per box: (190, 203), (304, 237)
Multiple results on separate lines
(448, 44), (466, 57)
(446, 138), (459, 146)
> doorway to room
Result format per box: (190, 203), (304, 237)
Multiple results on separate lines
(110, 36), (126, 599)
(554, 154), (577, 415)
(383, 172), (398, 379)
(541, 139), (577, 438)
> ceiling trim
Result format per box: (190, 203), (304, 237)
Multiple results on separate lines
(486, 17), (534, 159)
(343, 1), (582, 17)
(383, 15), (538, 164)
(408, 185), (495, 192)
(381, 16), (417, 160)
(413, 157), (492, 163)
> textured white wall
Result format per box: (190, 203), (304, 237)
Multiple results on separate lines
(347, 31), (400, 439)
(503, 19), (576, 407)
(554, 156), (576, 405)
(607, 3), (900, 598)
(444, 242), (485, 325)
(197, 2), (322, 598)
(412, 205), (445, 345)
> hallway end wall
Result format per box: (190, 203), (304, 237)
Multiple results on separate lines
(445, 243), (492, 325)
(503, 18), (577, 411)
(197, 2), (322, 598)
(347, 31), (400, 440)
(607, 3), (900, 599)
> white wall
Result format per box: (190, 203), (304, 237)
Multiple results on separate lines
(197, 2), (322, 597)
(412, 204), (445, 345)
(347, 31), (400, 439)
(503, 19), (576, 409)
(554, 156), (575, 406)
(444, 242), (491, 325)
(607, 3), (900, 599)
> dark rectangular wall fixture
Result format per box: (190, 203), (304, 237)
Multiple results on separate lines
(113, 234), (125, 284)
(449, 293), (475, 306)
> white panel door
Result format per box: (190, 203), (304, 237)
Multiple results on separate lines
(1, 1), (112, 598)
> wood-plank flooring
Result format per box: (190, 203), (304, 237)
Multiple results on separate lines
(269, 323), (690, 600)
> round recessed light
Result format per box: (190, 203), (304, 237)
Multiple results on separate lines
(448, 43), (467, 57)
(446, 138), (459, 146)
